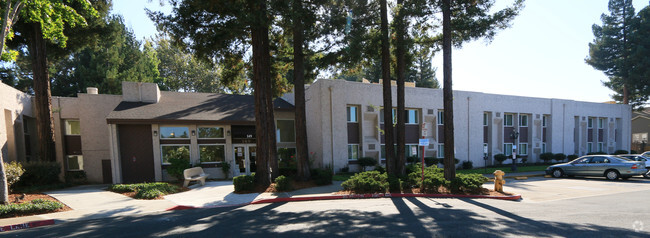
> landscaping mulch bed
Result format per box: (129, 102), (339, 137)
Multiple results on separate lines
(334, 188), (514, 197)
(5, 193), (72, 217)
(115, 185), (190, 200)
(235, 180), (319, 194)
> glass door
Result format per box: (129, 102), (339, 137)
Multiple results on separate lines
(233, 144), (256, 176)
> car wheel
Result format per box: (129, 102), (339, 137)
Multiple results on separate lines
(552, 168), (564, 178)
(605, 170), (620, 180)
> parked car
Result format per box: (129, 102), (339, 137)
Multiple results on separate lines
(545, 155), (646, 180)
(642, 151), (650, 158)
(618, 154), (650, 178)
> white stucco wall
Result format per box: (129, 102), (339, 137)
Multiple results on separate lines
(0, 82), (32, 163)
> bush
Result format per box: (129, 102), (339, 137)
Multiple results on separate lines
(388, 174), (408, 192)
(108, 182), (180, 198)
(64, 170), (87, 184)
(406, 156), (419, 163)
(374, 165), (386, 174)
(340, 166), (350, 173)
(540, 152), (554, 163)
(553, 153), (566, 162)
(221, 162), (231, 179)
(567, 154), (579, 161)
(630, 150), (638, 154)
(441, 158), (460, 167)
(0, 199), (63, 218)
(135, 189), (164, 199)
(167, 156), (191, 181)
(494, 154), (508, 165)
(358, 157), (377, 171)
(4, 161), (24, 190)
(341, 171), (388, 193)
(279, 167), (297, 177)
(233, 174), (255, 192)
(274, 175), (292, 192)
(461, 161), (473, 170)
(424, 157), (439, 167)
(15, 161), (61, 187)
(407, 166), (447, 193)
(311, 168), (333, 185)
(450, 173), (489, 193)
(586, 151), (607, 155)
(613, 150), (628, 155)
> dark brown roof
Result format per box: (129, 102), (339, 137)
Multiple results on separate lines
(106, 91), (294, 124)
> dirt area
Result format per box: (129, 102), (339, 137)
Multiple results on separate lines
(5, 193), (72, 217)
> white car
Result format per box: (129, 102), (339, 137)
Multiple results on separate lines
(618, 154), (650, 178)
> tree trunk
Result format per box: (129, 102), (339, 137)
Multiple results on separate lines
(249, 0), (276, 186)
(442, 0), (456, 181)
(28, 22), (57, 162)
(395, 0), (406, 176)
(380, 0), (395, 175)
(293, 0), (311, 181)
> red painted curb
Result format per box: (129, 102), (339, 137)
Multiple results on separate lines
(0, 219), (55, 232)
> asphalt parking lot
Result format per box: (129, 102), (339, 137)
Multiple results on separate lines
(484, 176), (650, 203)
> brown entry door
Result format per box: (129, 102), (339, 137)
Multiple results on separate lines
(119, 124), (155, 183)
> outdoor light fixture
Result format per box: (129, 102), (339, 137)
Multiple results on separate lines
(153, 130), (158, 136)
(191, 130), (196, 136)
(227, 130), (231, 136)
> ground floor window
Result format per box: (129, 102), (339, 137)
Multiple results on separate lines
(67, 155), (83, 171)
(504, 143), (513, 156)
(406, 144), (420, 159)
(519, 143), (528, 155)
(542, 143), (546, 153)
(161, 145), (190, 164)
(587, 142), (593, 153)
(437, 144), (444, 158)
(199, 144), (225, 163)
(348, 144), (359, 160)
(597, 142), (604, 153)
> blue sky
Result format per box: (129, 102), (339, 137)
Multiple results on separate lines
(111, 0), (649, 103)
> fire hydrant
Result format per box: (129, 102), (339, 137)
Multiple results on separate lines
(494, 170), (506, 193)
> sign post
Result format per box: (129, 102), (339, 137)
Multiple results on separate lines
(419, 122), (429, 183)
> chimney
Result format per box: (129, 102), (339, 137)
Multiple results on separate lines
(122, 81), (161, 103)
(86, 87), (98, 94)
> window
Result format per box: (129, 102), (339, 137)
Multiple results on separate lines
(598, 118), (604, 129)
(519, 143), (528, 155)
(519, 115), (528, 127)
(587, 118), (593, 128)
(483, 113), (488, 126)
(587, 142), (593, 153)
(504, 143), (513, 156)
(437, 110), (444, 125)
(542, 116), (547, 127)
(406, 144), (419, 158)
(380, 108), (397, 124)
(347, 106), (358, 123)
(160, 127), (189, 139)
(504, 114), (513, 127)
(161, 145), (190, 164)
(276, 120), (296, 142)
(65, 120), (81, 135)
(199, 144), (225, 163)
(597, 142), (603, 153)
(542, 143), (547, 153)
(405, 109), (419, 124)
(437, 144), (444, 158)
(198, 126), (224, 138)
(348, 144), (359, 160)
(67, 155), (83, 171)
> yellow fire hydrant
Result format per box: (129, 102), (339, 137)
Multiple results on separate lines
(494, 170), (506, 193)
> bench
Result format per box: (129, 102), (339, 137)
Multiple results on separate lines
(183, 167), (209, 187)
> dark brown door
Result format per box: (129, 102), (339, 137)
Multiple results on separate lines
(119, 124), (155, 183)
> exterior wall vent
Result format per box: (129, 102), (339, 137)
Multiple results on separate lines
(368, 144), (376, 150)
(367, 106), (375, 112)
(428, 109), (434, 115)
(496, 112), (501, 117)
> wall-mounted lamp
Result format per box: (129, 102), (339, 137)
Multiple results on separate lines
(153, 130), (158, 137)
(227, 130), (231, 136)
(191, 130), (196, 136)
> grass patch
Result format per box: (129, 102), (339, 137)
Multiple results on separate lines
(108, 182), (181, 199)
(0, 199), (64, 218)
(333, 172), (354, 181)
(457, 165), (551, 174)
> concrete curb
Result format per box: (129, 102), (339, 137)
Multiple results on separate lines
(165, 193), (522, 210)
(0, 219), (55, 232)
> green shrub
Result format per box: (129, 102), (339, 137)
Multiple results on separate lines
(65, 170), (87, 184)
(613, 150), (628, 155)
(4, 161), (25, 190)
(586, 151), (607, 155)
(567, 154), (579, 161)
(135, 189), (164, 199)
(221, 162), (231, 179)
(406, 156), (419, 163)
(450, 173), (488, 193)
(358, 157), (377, 171)
(553, 153), (566, 162)
(540, 152), (554, 163)
(461, 161), (473, 170)
(0, 199), (63, 218)
(15, 162), (61, 187)
(441, 158), (460, 167)
(107, 182), (180, 197)
(310, 168), (333, 185)
(388, 174), (409, 192)
(167, 156), (191, 181)
(374, 165), (386, 174)
(341, 167), (350, 173)
(274, 175), (292, 192)
(494, 154), (508, 165)
(279, 167), (297, 177)
(341, 171), (388, 193)
(424, 157), (439, 167)
(408, 166), (448, 193)
(233, 174), (255, 192)
(630, 150), (638, 154)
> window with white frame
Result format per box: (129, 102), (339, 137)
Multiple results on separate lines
(598, 118), (604, 129)
(587, 142), (593, 153)
(348, 144), (359, 160)
(406, 144), (419, 158)
(65, 120), (81, 135)
(198, 126), (224, 138)
(161, 145), (190, 164)
(437, 110), (444, 125)
(597, 142), (603, 152)
(199, 144), (225, 163)
(542, 143), (546, 153)
(405, 109), (419, 124)
(542, 115), (547, 127)
(504, 114), (513, 127)
(483, 113), (488, 126)
(276, 120), (296, 142)
(504, 143), (513, 156)
(160, 127), (190, 139)
(347, 105), (358, 123)
(519, 143), (528, 155)
(67, 155), (83, 171)
(519, 115), (528, 127)
(437, 144), (444, 158)
(587, 118), (593, 128)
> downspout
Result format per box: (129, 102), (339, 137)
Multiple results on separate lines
(562, 103), (566, 153)
(467, 96), (470, 162)
(329, 85), (335, 174)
